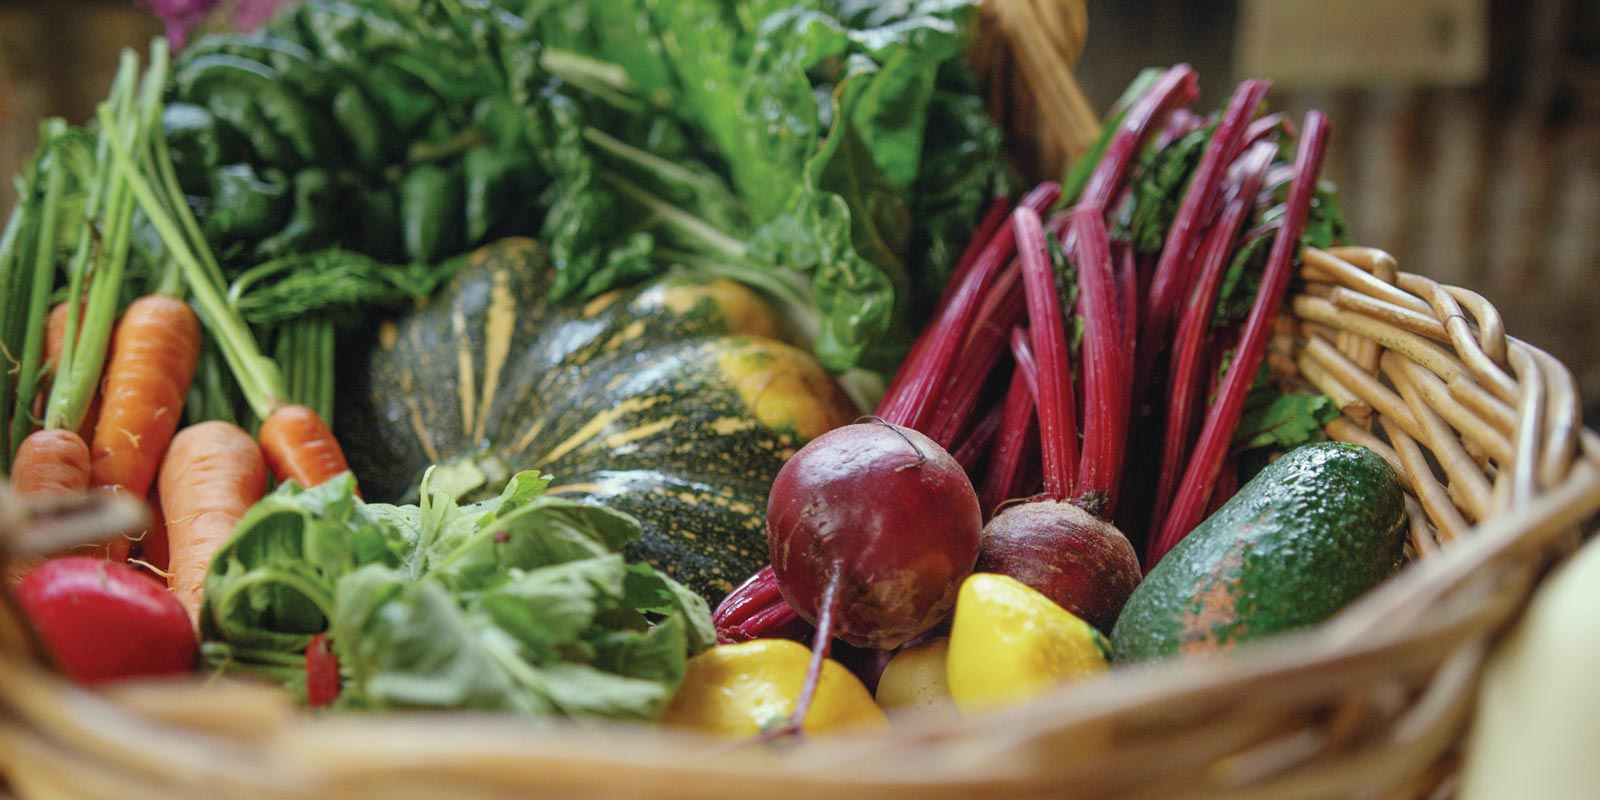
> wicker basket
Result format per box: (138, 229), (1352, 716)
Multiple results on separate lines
(4, 2), (1599, 798)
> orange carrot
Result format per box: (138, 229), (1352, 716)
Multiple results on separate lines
(259, 404), (357, 494)
(34, 302), (100, 440)
(136, 488), (169, 577)
(10, 428), (91, 499)
(5, 428), (94, 583)
(88, 296), (201, 498)
(159, 421), (267, 624)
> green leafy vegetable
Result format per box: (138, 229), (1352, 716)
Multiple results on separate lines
(201, 470), (712, 719)
(162, 0), (1006, 380)
(1233, 367), (1341, 451)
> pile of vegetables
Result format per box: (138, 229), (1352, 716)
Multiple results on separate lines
(709, 67), (1393, 732)
(0, 0), (1421, 740)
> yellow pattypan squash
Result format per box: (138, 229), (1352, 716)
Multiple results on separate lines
(661, 639), (889, 737)
(947, 573), (1110, 713)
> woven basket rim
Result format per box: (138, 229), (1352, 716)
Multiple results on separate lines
(5, 2), (1600, 797)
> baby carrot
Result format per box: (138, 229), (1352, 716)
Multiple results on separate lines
(159, 421), (266, 624)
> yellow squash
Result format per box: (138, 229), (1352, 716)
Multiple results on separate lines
(947, 573), (1110, 713)
(662, 639), (889, 738)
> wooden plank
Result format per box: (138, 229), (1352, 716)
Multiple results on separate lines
(1237, 0), (1489, 89)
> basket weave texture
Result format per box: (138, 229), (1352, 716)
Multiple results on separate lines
(4, 2), (1600, 798)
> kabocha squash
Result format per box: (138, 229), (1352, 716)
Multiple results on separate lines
(338, 239), (857, 599)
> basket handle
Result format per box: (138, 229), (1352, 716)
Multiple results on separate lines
(974, 0), (1100, 180)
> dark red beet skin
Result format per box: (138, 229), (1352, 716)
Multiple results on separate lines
(17, 557), (197, 685)
(978, 500), (1142, 633)
(767, 421), (982, 650)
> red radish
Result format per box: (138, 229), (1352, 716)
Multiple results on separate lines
(305, 633), (341, 707)
(765, 419), (981, 733)
(16, 556), (197, 684)
(976, 207), (1143, 629)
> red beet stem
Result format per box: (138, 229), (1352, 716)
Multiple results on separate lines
(1141, 80), (1272, 368)
(981, 359), (1040, 516)
(1078, 65), (1200, 211)
(713, 565), (781, 624)
(925, 265), (1025, 449)
(878, 183), (1060, 429)
(1116, 243), (1139, 390)
(1149, 142), (1277, 539)
(952, 400), (1006, 473)
(937, 195), (1012, 316)
(1241, 113), (1287, 151)
(1070, 207), (1126, 508)
(1150, 111), (1330, 566)
(785, 574), (840, 732)
(1014, 207), (1079, 500)
(885, 196), (1014, 395)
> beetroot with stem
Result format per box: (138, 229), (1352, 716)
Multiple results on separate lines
(978, 207), (1143, 631)
(764, 419), (982, 733)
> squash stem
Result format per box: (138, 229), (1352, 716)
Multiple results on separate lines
(1150, 112), (1331, 566)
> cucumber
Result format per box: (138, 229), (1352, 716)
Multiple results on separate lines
(1112, 442), (1407, 661)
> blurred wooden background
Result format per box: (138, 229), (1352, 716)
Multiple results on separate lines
(3, 0), (1598, 411)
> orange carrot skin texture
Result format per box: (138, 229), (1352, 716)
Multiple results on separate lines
(89, 296), (201, 498)
(11, 429), (91, 498)
(159, 421), (267, 624)
(134, 489), (169, 579)
(35, 302), (98, 439)
(259, 404), (357, 494)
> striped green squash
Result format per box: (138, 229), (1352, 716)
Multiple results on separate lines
(338, 238), (857, 599)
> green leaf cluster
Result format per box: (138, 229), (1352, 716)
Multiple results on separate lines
(201, 470), (713, 720)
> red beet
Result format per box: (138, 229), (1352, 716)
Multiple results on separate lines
(17, 556), (197, 685)
(767, 420), (982, 650)
(978, 501), (1141, 633)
